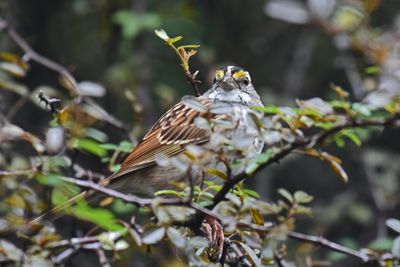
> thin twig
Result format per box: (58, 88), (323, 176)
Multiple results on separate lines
(0, 169), (35, 176)
(46, 236), (99, 249)
(185, 70), (201, 96)
(274, 251), (290, 267)
(288, 231), (374, 263)
(95, 248), (111, 267)
(48, 236), (109, 265)
(0, 17), (80, 96)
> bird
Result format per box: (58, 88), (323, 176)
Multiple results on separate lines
(107, 65), (264, 196)
(34, 65), (264, 259)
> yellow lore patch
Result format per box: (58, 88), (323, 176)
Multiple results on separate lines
(215, 69), (224, 80)
(232, 70), (247, 80)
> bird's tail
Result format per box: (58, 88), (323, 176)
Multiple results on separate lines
(30, 190), (89, 224)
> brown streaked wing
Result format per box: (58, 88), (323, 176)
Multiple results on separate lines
(109, 99), (211, 180)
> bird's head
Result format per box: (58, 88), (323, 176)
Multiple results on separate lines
(202, 66), (261, 107)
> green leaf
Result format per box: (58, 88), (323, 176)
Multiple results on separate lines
(167, 36), (183, 44)
(294, 191), (313, 204)
(352, 103), (372, 117)
(35, 173), (65, 186)
(177, 45), (201, 50)
(118, 140), (133, 152)
(85, 128), (108, 142)
(278, 188), (293, 203)
(110, 164), (121, 172)
(369, 237), (393, 251)
(112, 10), (161, 39)
(341, 129), (362, 146)
(333, 134), (346, 147)
(167, 227), (186, 248)
(142, 227), (166, 245)
(365, 66), (381, 74)
(72, 202), (123, 231)
(252, 105), (280, 114)
(330, 100), (350, 110)
(71, 138), (107, 157)
(154, 189), (185, 197)
(246, 148), (276, 175)
(99, 143), (118, 150)
(244, 189), (260, 199)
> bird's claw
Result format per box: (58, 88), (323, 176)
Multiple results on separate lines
(200, 216), (224, 261)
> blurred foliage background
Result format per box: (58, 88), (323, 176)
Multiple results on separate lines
(1, 0), (400, 266)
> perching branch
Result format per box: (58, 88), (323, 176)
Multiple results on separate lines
(58, 176), (222, 221)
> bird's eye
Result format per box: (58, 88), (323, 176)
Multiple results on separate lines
(242, 77), (250, 86)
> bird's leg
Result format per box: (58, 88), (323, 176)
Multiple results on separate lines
(200, 215), (224, 261)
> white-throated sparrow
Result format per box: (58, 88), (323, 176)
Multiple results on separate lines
(108, 65), (264, 195)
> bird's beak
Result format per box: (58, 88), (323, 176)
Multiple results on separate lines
(217, 75), (237, 91)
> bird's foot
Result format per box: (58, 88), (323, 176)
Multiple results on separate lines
(200, 215), (224, 261)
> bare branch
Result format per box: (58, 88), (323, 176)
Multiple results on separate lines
(0, 17), (80, 96)
(46, 236), (99, 249)
(48, 236), (110, 265)
(288, 231), (375, 263)
(185, 69), (201, 96)
(59, 176), (222, 221)
(274, 251), (291, 267)
(95, 248), (111, 267)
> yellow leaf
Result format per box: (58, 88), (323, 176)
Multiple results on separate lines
(331, 83), (349, 99)
(56, 107), (72, 126)
(100, 197), (114, 207)
(204, 168), (227, 180)
(327, 158), (348, 183)
(250, 208), (265, 226)
(59, 73), (80, 96)
(303, 149), (348, 183)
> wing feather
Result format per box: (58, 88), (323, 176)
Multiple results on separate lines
(110, 98), (211, 180)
